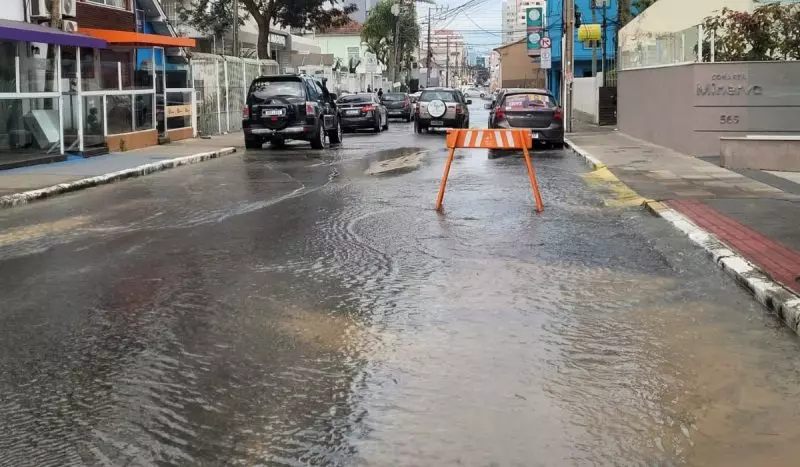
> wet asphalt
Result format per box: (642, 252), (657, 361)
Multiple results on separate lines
(2, 104), (800, 466)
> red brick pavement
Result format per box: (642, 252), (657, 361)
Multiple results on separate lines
(666, 199), (800, 293)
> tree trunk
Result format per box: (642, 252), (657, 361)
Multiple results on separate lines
(257, 20), (271, 60)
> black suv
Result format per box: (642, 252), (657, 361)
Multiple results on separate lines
(242, 75), (343, 149)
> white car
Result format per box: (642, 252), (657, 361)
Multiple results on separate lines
(463, 87), (486, 99)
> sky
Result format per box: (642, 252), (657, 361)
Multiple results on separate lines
(416, 0), (505, 56)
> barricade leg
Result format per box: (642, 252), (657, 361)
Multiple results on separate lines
(435, 147), (457, 211)
(521, 145), (544, 212)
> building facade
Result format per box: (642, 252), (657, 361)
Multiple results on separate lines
(0, 0), (196, 169)
(419, 29), (467, 88)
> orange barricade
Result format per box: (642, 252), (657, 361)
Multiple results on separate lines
(435, 128), (544, 212)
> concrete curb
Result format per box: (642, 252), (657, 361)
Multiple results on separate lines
(567, 138), (800, 334)
(565, 138), (606, 170)
(0, 147), (237, 209)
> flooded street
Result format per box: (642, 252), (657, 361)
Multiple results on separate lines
(1, 104), (800, 466)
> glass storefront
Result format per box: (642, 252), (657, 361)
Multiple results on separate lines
(0, 98), (61, 155)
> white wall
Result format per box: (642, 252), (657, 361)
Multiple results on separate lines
(572, 74), (602, 124)
(2, 0), (25, 21)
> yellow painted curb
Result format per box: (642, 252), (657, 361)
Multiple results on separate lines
(582, 166), (651, 208)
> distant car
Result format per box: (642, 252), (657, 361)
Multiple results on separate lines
(242, 74), (342, 149)
(487, 88), (564, 151)
(463, 87), (486, 99)
(414, 88), (471, 133)
(381, 92), (413, 122)
(337, 93), (389, 132)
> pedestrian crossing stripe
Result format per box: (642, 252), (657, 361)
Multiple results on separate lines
(446, 128), (533, 149)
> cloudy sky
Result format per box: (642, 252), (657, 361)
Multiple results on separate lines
(417, 0), (504, 56)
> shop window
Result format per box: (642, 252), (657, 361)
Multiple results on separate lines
(166, 91), (192, 129)
(134, 94), (154, 132)
(0, 98), (60, 154)
(61, 46), (78, 94)
(133, 49), (155, 89)
(83, 96), (105, 148)
(165, 55), (191, 88)
(18, 42), (56, 93)
(106, 95), (132, 135)
(0, 41), (15, 93)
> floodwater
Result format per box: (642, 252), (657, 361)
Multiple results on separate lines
(1, 106), (799, 466)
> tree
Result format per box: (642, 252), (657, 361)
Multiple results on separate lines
(242, 0), (357, 59)
(182, 0), (357, 59)
(361, 0), (420, 81)
(632, 0), (657, 15)
(701, 3), (799, 62)
(178, 0), (248, 47)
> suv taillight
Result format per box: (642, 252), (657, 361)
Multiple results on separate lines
(495, 107), (505, 120)
(554, 108), (563, 120)
(242, 106), (249, 119)
(455, 105), (463, 115)
(362, 105), (376, 113)
(305, 102), (315, 114)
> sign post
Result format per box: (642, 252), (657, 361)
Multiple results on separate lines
(526, 6), (544, 58)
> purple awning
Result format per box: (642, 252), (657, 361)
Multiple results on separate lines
(0, 19), (107, 49)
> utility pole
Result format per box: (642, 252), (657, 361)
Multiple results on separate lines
(564, 0), (575, 133)
(591, 1), (597, 78)
(51, 0), (63, 29)
(601, 1), (608, 86)
(233, 0), (239, 57)
(426, 7), (432, 87)
(445, 36), (450, 88)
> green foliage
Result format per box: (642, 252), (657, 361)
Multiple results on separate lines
(361, 0), (420, 74)
(177, 0), (247, 38)
(702, 3), (800, 61)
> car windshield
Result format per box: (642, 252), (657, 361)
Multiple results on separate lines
(249, 80), (304, 101)
(338, 94), (372, 104)
(420, 91), (457, 102)
(383, 93), (406, 101)
(503, 93), (556, 108)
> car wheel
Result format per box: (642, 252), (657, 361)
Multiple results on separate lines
(245, 137), (262, 149)
(374, 116), (382, 133)
(382, 116), (389, 131)
(328, 118), (343, 145)
(310, 121), (326, 149)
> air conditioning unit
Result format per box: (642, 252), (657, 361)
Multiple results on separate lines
(62, 20), (78, 33)
(62, 0), (77, 18)
(29, 0), (77, 20)
(30, 0), (50, 19)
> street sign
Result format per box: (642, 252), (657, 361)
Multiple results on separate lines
(540, 48), (552, 69)
(539, 37), (551, 48)
(526, 6), (545, 57)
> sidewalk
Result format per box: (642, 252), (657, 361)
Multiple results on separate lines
(566, 124), (800, 331)
(0, 134), (242, 206)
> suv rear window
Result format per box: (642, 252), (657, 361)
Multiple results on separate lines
(338, 94), (372, 104)
(502, 93), (556, 108)
(249, 79), (305, 102)
(420, 90), (457, 102)
(383, 93), (406, 101)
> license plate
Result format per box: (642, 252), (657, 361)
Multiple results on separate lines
(262, 109), (284, 117)
(430, 120), (444, 126)
(346, 109), (361, 116)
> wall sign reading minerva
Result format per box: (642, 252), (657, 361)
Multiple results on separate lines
(697, 73), (763, 96)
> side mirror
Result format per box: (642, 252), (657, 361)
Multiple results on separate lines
(484, 103), (492, 110)
(467, 99), (473, 105)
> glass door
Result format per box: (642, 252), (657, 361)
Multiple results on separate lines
(154, 47), (166, 138)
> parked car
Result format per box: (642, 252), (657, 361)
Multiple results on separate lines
(381, 92), (413, 121)
(463, 87), (486, 99)
(242, 74), (342, 149)
(337, 93), (389, 132)
(487, 88), (564, 152)
(414, 88), (471, 133)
